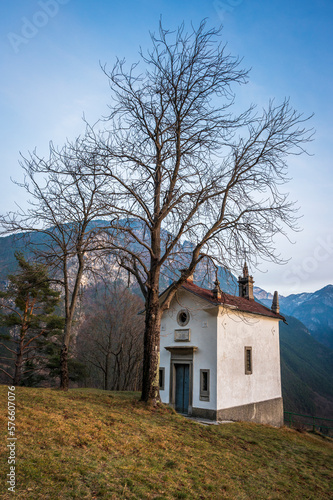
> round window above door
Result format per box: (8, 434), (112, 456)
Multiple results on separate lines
(177, 309), (190, 326)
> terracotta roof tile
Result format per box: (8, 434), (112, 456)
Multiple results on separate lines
(182, 280), (285, 322)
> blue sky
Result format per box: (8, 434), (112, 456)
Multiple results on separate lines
(0, 0), (332, 295)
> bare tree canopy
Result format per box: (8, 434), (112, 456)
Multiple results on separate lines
(82, 21), (312, 403)
(0, 139), (115, 390)
(0, 20), (312, 402)
(82, 21), (313, 288)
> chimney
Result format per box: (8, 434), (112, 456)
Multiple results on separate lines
(212, 278), (222, 300)
(271, 291), (280, 314)
(238, 262), (254, 300)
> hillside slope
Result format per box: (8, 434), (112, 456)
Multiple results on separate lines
(280, 285), (333, 349)
(254, 285), (333, 350)
(0, 387), (332, 499)
(280, 316), (333, 417)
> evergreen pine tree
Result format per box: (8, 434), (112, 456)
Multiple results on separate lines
(0, 252), (64, 385)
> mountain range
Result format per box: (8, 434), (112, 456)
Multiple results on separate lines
(254, 285), (333, 350)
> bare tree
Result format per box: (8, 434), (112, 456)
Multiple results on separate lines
(1, 20), (312, 403)
(81, 21), (312, 404)
(0, 140), (115, 390)
(76, 283), (144, 391)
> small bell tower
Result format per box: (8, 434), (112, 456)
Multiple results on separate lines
(238, 262), (254, 300)
(212, 276), (222, 300)
(271, 291), (280, 314)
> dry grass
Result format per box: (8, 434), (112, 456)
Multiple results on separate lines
(0, 386), (332, 499)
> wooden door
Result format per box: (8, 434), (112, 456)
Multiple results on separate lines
(175, 364), (190, 414)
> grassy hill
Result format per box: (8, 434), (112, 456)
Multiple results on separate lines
(1, 231), (333, 420)
(1, 387), (332, 499)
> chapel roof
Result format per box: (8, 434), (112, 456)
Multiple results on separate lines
(181, 280), (286, 322)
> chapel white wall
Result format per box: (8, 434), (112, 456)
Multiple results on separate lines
(159, 290), (218, 411)
(216, 310), (282, 410)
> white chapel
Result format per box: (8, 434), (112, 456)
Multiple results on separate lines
(159, 264), (285, 427)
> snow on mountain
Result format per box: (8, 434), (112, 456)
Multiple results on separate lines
(254, 284), (333, 350)
(253, 286), (274, 304)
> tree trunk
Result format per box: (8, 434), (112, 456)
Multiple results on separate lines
(134, 362), (140, 391)
(59, 253), (85, 390)
(60, 343), (69, 390)
(115, 353), (121, 391)
(13, 329), (27, 386)
(140, 289), (161, 404)
(140, 214), (162, 404)
(13, 346), (23, 386)
(60, 316), (73, 390)
(104, 352), (110, 391)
